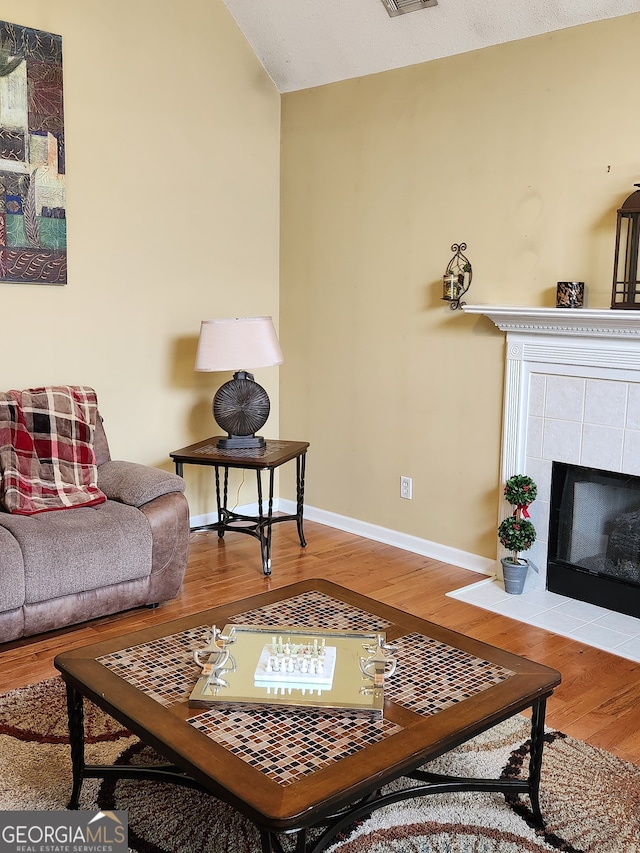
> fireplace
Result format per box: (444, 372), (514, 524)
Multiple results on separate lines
(463, 304), (640, 618)
(548, 462), (640, 618)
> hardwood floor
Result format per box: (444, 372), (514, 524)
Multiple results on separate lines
(2, 520), (639, 764)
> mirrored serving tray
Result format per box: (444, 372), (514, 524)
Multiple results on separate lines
(188, 624), (389, 716)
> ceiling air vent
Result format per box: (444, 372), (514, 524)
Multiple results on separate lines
(382, 0), (437, 16)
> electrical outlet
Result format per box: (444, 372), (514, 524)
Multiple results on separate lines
(400, 476), (412, 500)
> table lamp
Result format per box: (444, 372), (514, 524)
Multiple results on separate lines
(195, 316), (284, 450)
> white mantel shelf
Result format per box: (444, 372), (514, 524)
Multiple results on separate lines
(462, 304), (640, 338)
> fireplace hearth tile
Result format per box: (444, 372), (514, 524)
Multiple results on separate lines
(614, 636), (640, 658)
(594, 611), (640, 634)
(529, 610), (584, 634)
(554, 598), (615, 621)
(447, 578), (640, 664)
(448, 577), (509, 606)
(569, 622), (634, 650)
(490, 595), (551, 620)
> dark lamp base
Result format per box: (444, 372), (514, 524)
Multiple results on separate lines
(216, 434), (266, 450)
(212, 374), (271, 451)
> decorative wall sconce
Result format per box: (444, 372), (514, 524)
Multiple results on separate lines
(611, 184), (640, 309)
(441, 243), (472, 310)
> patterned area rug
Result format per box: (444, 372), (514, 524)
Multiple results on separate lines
(1, 677), (638, 852)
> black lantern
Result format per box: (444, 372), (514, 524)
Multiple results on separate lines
(611, 184), (640, 309)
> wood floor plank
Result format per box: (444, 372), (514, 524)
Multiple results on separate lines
(1, 521), (639, 764)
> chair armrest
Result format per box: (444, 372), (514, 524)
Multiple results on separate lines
(97, 461), (185, 508)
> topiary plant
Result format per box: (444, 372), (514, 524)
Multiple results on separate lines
(503, 474), (537, 509)
(498, 474), (537, 564)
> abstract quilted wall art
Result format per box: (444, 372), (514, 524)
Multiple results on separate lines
(0, 21), (65, 285)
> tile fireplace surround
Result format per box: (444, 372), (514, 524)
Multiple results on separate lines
(448, 305), (640, 664)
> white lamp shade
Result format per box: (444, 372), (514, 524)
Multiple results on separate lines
(195, 316), (284, 372)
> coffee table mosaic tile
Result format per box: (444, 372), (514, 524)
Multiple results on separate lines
(229, 590), (392, 633)
(97, 626), (209, 706)
(188, 706), (402, 786)
(193, 440), (293, 458)
(385, 632), (515, 716)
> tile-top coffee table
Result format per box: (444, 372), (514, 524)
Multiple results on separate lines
(54, 579), (561, 853)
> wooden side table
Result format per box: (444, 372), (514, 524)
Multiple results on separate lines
(170, 438), (309, 575)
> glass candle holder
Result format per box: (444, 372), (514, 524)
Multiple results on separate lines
(442, 273), (460, 301)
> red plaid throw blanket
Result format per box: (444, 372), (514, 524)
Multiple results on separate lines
(0, 385), (107, 515)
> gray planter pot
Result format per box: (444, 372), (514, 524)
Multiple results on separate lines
(501, 557), (529, 595)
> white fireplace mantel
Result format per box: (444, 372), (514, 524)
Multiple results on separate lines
(462, 304), (640, 338)
(462, 303), (640, 588)
(449, 302), (640, 648)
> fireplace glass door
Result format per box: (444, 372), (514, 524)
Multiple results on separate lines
(548, 462), (640, 618)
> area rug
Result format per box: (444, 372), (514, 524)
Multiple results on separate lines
(1, 677), (638, 852)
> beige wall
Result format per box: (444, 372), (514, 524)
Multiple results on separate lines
(4, 5), (638, 562)
(0, 0), (281, 516)
(279, 14), (640, 559)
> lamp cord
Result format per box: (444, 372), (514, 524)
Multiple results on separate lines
(231, 471), (245, 511)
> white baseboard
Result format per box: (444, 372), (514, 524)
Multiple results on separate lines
(291, 502), (494, 575)
(189, 501), (493, 576)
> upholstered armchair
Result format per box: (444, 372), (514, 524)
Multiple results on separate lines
(0, 389), (190, 643)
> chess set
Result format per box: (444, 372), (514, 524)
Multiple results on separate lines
(253, 634), (337, 693)
(189, 623), (397, 716)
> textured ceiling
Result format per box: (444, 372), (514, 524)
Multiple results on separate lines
(222, 0), (640, 93)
